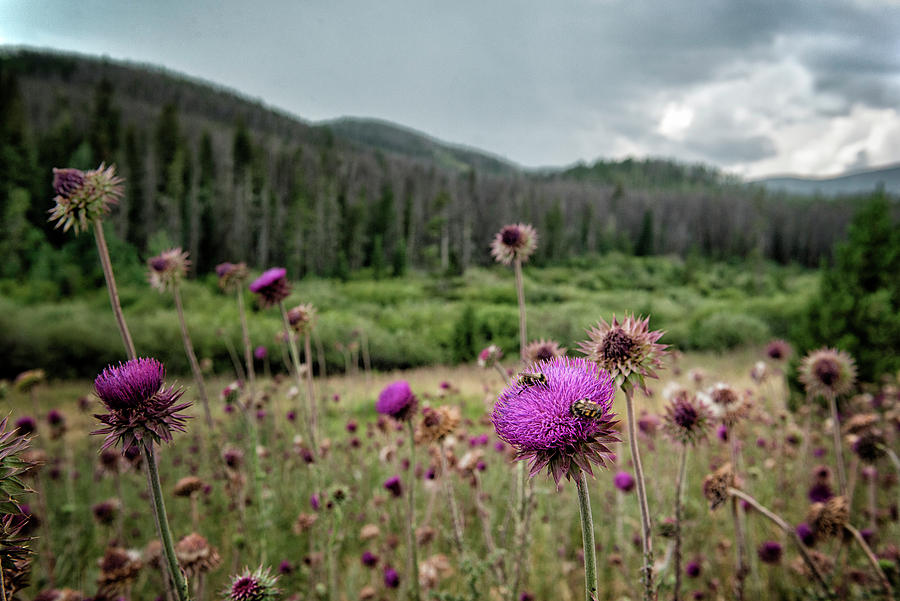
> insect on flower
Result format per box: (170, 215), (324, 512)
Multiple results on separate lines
(570, 399), (604, 419)
(516, 372), (549, 390)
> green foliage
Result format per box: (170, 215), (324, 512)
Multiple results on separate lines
(797, 193), (900, 382)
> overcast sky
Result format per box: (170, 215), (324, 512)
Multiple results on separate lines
(3, 0), (899, 178)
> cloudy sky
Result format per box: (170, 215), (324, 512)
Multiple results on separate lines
(3, 0), (899, 178)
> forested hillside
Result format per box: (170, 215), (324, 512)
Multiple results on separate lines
(0, 48), (881, 287)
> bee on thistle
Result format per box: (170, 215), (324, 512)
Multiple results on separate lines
(516, 372), (549, 390)
(570, 399), (604, 419)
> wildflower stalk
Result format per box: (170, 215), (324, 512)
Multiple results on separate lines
(844, 523), (893, 596)
(879, 443), (900, 515)
(172, 282), (212, 428)
(94, 220), (136, 359)
(624, 385), (654, 601)
(279, 303), (314, 447)
(673, 444), (688, 601)
(237, 290), (256, 385)
(406, 422), (422, 601)
(575, 471), (599, 601)
(825, 391), (848, 497)
(142, 443), (191, 601)
(867, 475), (877, 532)
(439, 444), (465, 552)
(728, 430), (748, 601)
(304, 332), (318, 445)
(726, 488), (832, 598)
(514, 258), (526, 360)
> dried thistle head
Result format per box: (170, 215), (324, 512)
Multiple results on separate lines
(799, 348), (857, 398)
(13, 370), (45, 394)
(96, 547), (142, 600)
(702, 463), (735, 510)
(579, 314), (667, 393)
(147, 248), (190, 292)
(415, 406), (461, 444)
(843, 413), (878, 435)
(807, 496), (849, 540)
(523, 339), (567, 364)
(173, 476), (206, 497)
(490, 223), (538, 265)
(286, 304), (317, 335)
(216, 262), (250, 292)
(851, 429), (887, 464)
(705, 383), (752, 426)
(175, 532), (221, 579)
(48, 164), (123, 234)
(765, 339), (792, 362)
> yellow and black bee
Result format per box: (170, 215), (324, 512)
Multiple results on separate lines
(570, 399), (603, 419)
(516, 372), (549, 389)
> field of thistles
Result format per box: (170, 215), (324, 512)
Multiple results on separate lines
(0, 174), (894, 601)
(3, 346), (898, 601)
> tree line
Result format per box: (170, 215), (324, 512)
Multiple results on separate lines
(0, 49), (883, 290)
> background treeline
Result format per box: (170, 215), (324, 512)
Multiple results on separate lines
(0, 48), (887, 293)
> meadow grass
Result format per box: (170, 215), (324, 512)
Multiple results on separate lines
(7, 348), (897, 600)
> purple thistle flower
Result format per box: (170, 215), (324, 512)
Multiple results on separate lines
(796, 522), (816, 546)
(685, 560), (701, 578)
(383, 566), (400, 588)
(249, 268), (291, 308)
(860, 528), (875, 545)
(14, 416), (36, 436)
(765, 339), (792, 361)
(813, 447), (826, 458)
(49, 163), (123, 233)
(254, 346), (267, 360)
(383, 475), (403, 497)
(757, 540), (783, 564)
(490, 223), (538, 265)
(808, 482), (834, 503)
(310, 494), (320, 511)
(663, 391), (711, 445)
(216, 261), (249, 292)
(491, 357), (618, 486)
(224, 566), (279, 601)
(361, 551), (378, 567)
(278, 560), (293, 575)
(346, 420), (358, 433)
(716, 424), (728, 442)
(92, 358), (191, 452)
(375, 381), (418, 422)
(46, 409), (65, 427)
(613, 471), (635, 493)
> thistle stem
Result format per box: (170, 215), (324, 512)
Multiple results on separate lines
(94, 220), (136, 359)
(406, 422), (422, 601)
(729, 429), (748, 601)
(173, 282), (212, 428)
(439, 443), (465, 552)
(845, 523), (893, 597)
(825, 391), (848, 497)
(280, 303), (314, 447)
(304, 332), (318, 446)
(624, 386), (654, 601)
(575, 471), (599, 601)
(726, 487), (833, 599)
(236, 290), (256, 385)
(673, 445), (688, 601)
(513, 258), (526, 360)
(142, 443), (191, 601)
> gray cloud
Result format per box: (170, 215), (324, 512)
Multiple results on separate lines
(2, 0), (899, 176)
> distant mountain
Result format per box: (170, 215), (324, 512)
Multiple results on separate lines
(754, 164), (900, 197)
(323, 117), (520, 176)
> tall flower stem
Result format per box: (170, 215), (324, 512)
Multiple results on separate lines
(624, 386), (654, 601)
(513, 258), (526, 360)
(729, 430), (748, 601)
(279, 303), (314, 447)
(575, 471), (599, 601)
(845, 523), (893, 596)
(236, 291), (256, 386)
(726, 488), (833, 599)
(142, 443), (191, 601)
(304, 332), (318, 445)
(406, 422), (422, 601)
(94, 220), (136, 359)
(673, 445), (688, 601)
(880, 444), (900, 517)
(439, 444), (465, 552)
(172, 283), (212, 428)
(825, 391), (847, 497)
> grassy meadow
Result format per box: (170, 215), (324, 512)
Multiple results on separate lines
(6, 345), (899, 600)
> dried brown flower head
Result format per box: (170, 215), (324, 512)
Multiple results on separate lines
(175, 532), (221, 579)
(807, 496), (849, 540)
(702, 463), (735, 510)
(579, 314), (667, 392)
(415, 406), (461, 444)
(799, 348), (856, 398)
